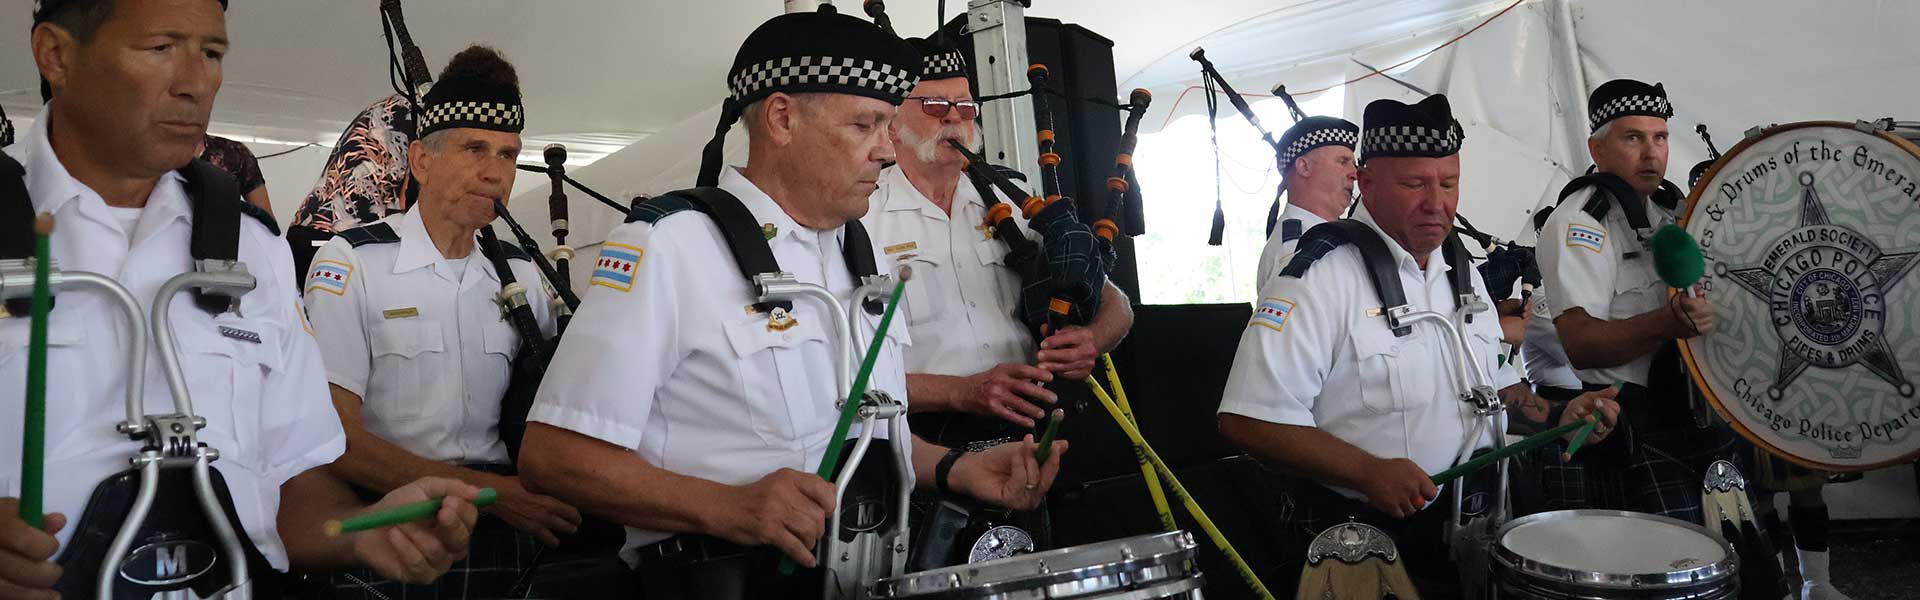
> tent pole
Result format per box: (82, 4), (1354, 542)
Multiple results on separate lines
(966, 0), (1041, 184)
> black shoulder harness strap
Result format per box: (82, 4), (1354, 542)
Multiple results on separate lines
(338, 222), (401, 247)
(4, 156), (268, 315)
(1542, 169), (1683, 238)
(629, 187), (881, 314)
(1278, 219), (1475, 336)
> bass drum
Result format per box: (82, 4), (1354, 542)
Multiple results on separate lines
(1679, 120), (1920, 471)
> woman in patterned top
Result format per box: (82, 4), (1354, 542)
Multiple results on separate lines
(198, 134), (272, 217)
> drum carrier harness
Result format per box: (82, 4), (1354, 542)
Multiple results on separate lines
(1, 153), (281, 599)
(629, 186), (910, 600)
(1278, 218), (1511, 597)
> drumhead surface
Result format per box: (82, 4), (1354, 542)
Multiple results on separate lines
(1681, 121), (1920, 471)
(1502, 514), (1726, 573)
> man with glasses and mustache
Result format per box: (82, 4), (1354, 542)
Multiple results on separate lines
(863, 37), (1133, 448)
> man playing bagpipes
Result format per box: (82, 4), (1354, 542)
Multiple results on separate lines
(3, 1), (481, 597)
(303, 45), (583, 599)
(516, 8), (1065, 599)
(859, 32), (1134, 570)
(862, 36), (1133, 449)
(1218, 95), (1621, 598)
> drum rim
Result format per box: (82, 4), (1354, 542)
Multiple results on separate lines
(1489, 510), (1738, 590)
(870, 531), (1199, 598)
(1676, 119), (1920, 472)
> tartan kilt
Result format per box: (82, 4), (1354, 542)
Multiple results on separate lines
(331, 515), (545, 600)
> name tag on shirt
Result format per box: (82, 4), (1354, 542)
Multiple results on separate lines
(884, 241), (918, 255)
(383, 307), (420, 320)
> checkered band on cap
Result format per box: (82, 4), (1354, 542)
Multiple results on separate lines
(1589, 94), (1673, 129)
(419, 101), (525, 134)
(1280, 127), (1358, 170)
(728, 55), (920, 103)
(1362, 124), (1462, 157)
(922, 48), (968, 78)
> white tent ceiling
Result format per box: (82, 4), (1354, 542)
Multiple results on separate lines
(1, 0), (1300, 149)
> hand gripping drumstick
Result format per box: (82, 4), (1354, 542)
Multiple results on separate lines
(325, 488), (498, 536)
(19, 215), (53, 529)
(777, 275), (909, 576)
(1087, 379), (1277, 600)
(1430, 419), (1591, 486)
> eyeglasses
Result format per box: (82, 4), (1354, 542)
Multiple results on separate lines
(906, 97), (981, 120)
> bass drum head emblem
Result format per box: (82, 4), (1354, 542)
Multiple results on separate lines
(1682, 122), (1920, 471)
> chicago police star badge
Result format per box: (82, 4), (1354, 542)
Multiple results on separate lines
(1682, 121), (1920, 470)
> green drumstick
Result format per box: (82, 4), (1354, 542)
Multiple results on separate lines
(1430, 419), (1589, 486)
(778, 274), (909, 576)
(1034, 408), (1064, 463)
(1564, 382), (1624, 460)
(20, 215), (53, 529)
(1562, 418), (1599, 460)
(324, 488), (498, 536)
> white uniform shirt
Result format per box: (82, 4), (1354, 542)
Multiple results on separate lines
(0, 111), (344, 570)
(1254, 204), (1329, 285)
(304, 208), (557, 464)
(1538, 187), (1677, 386)
(529, 167), (911, 561)
(862, 165), (1034, 377)
(1219, 206), (1519, 501)
(1520, 284), (1582, 389)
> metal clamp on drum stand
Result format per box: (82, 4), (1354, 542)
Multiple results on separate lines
(755, 271), (913, 600)
(1390, 293), (1509, 598)
(0, 256), (260, 599)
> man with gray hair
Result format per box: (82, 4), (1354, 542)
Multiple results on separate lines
(305, 45), (581, 598)
(863, 36), (1133, 441)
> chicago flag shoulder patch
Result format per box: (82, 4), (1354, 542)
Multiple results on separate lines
(1250, 297), (1296, 332)
(1566, 223), (1606, 253)
(591, 243), (644, 292)
(306, 260), (352, 296)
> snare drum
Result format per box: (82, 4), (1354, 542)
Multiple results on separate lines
(871, 531), (1205, 599)
(1490, 510), (1737, 599)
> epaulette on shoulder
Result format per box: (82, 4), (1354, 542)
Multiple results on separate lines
(237, 199), (280, 236)
(627, 192), (700, 224)
(337, 222), (400, 247)
(1277, 221), (1369, 279)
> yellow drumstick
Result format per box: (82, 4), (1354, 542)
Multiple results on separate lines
(1087, 377), (1276, 600)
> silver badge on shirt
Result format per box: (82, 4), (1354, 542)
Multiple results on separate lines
(218, 326), (262, 344)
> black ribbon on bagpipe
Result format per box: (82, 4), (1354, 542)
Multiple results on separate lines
(476, 225), (558, 463)
(379, 0), (431, 209)
(1190, 48), (1284, 246)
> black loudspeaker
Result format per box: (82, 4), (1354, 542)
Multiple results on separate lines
(947, 15), (1145, 302)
